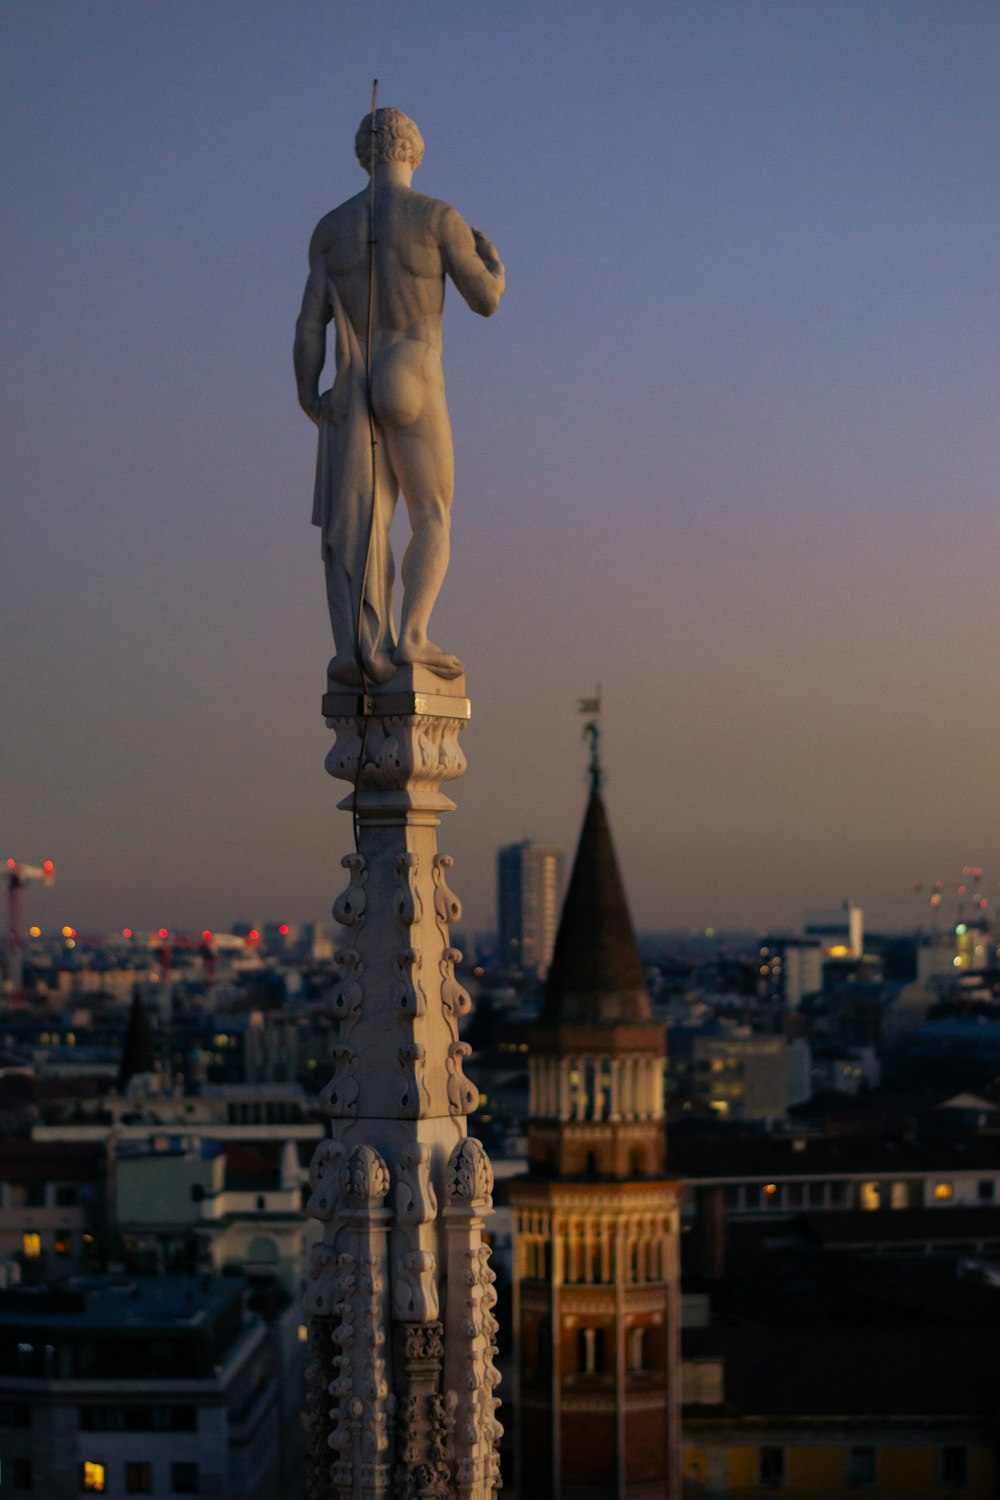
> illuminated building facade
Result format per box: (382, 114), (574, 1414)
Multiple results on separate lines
(510, 786), (681, 1499)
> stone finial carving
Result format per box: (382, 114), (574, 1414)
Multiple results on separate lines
(431, 853), (463, 929)
(393, 1144), (441, 1323)
(393, 1325), (452, 1500)
(307, 1139), (348, 1223)
(393, 947), (427, 1019)
(332, 852), (368, 928)
(446, 1041), (480, 1116)
(330, 947), (364, 1032)
(341, 1143), (391, 1208)
(446, 1138), (495, 1210)
(319, 1044), (360, 1119)
(304, 1242), (339, 1318)
(444, 1245), (503, 1498)
(394, 1249), (440, 1322)
(325, 715), (468, 804)
(440, 946), (472, 1040)
(399, 1043), (431, 1119)
(396, 1143), (438, 1226)
(394, 852), (423, 929)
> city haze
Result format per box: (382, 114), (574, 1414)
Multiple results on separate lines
(3, 0), (998, 936)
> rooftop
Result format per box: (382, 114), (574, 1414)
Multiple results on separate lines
(0, 1275), (244, 1331)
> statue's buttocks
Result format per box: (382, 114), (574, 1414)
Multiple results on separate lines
(294, 108), (504, 688)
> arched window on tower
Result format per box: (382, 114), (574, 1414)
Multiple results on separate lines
(577, 1326), (606, 1376)
(628, 1326), (646, 1372)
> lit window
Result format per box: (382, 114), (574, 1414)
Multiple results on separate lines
(860, 1181), (881, 1212)
(21, 1233), (41, 1260)
(81, 1462), (106, 1492)
(933, 1181), (953, 1202)
(298, 1324), (309, 1343)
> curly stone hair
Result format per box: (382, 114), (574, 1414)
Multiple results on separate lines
(354, 107), (425, 173)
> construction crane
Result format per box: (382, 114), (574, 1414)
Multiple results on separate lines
(3, 857), (55, 1000)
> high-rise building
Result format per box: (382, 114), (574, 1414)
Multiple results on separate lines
(497, 841), (564, 976)
(510, 784), (681, 1499)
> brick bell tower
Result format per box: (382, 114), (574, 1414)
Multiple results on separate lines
(510, 724), (681, 1500)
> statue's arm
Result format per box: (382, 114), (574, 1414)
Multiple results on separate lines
(439, 206), (505, 318)
(293, 247), (332, 426)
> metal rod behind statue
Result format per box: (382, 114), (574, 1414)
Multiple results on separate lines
(351, 78), (380, 849)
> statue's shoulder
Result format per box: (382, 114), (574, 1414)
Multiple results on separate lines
(309, 190), (368, 252)
(400, 188), (465, 242)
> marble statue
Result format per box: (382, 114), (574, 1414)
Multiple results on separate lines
(294, 107), (505, 687)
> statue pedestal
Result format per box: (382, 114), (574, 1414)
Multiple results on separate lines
(305, 674), (502, 1500)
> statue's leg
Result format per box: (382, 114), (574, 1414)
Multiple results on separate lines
(384, 393), (463, 680)
(324, 551), (364, 688)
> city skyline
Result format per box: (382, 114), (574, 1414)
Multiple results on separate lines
(4, 1), (999, 936)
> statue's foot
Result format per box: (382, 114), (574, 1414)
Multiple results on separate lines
(394, 639), (465, 681)
(328, 655), (363, 688)
(364, 652), (396, 685)
(327, 652), (396, 688)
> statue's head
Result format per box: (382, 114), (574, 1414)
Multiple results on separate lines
(355, 107), (425, 174)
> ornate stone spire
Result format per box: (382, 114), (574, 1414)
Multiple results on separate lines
(303, 666), (502, 1500)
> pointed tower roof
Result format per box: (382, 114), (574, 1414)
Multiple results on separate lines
(542, 791), (651, 1025)
(117, 986), (157, 1091)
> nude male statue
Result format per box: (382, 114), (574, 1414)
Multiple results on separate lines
(294, 107), (505, 686)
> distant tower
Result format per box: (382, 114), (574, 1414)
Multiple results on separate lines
(509, 740), (681, 1498)
(497, 842), (564, 976)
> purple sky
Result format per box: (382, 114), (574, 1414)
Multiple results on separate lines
(3, 1), (999, 939)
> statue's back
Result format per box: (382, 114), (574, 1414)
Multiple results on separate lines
(316, 185), (450, 346)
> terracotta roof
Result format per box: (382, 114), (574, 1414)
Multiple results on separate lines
(542, 793), (651, 1025)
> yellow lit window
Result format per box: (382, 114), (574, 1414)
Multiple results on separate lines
(82, 1461), (106, 1492)
(298, 1324), (309, 1343)
(22, 1232), (41, 1260)
(934, 1181), (954, 1202)
(860, 1181), (881, 1212)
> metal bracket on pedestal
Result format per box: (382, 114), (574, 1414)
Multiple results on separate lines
(322, 691), (472, 722)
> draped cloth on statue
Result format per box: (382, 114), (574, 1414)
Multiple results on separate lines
(311, 285), (397, 681)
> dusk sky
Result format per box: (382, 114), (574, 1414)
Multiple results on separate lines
(3, 1), (998, 940)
